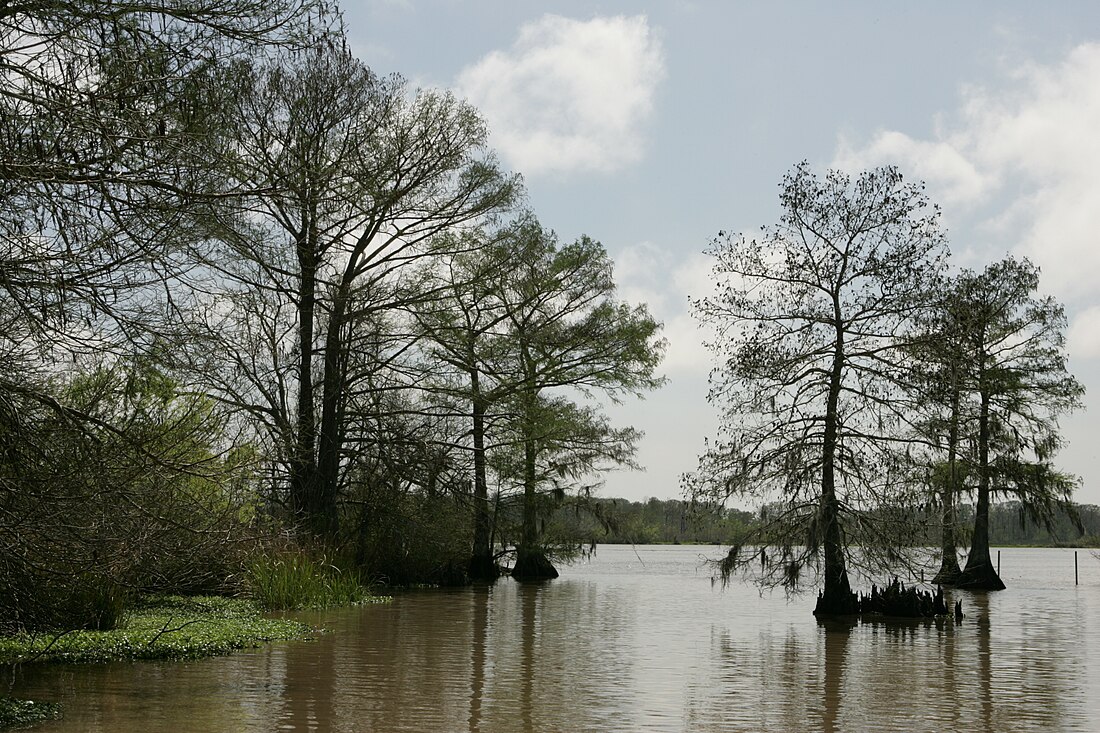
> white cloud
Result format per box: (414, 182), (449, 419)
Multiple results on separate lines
(614, 243), (713, 375)
(1068, 306), (1100, 361)
(456, 14), (665, 176)
(833, 131), (991, 204)
(834, 42), (1100, 306)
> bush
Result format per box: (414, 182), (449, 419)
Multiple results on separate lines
(0, 566), (132, 634)
(348, 489), (471, 587)
(0, 362), (251, 632)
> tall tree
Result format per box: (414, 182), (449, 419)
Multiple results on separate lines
(686, 164), (947, 615)
(191, 39), (518, 535)
(909, 286), (973, 585)
(487, 223), (665, 580)
(948, 258), (1084, 589)
(0, 0), (323, 631)
(413, 221), (663, 580)
(412, 229), (517, 580)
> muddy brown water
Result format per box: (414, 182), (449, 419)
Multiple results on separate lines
(8, 545), (1100, 732)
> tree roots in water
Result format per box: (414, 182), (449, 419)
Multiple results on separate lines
(816, 578), (964, 621)
(511, 550), (559, 582)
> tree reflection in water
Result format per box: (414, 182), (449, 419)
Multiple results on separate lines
(5, 546), (1097, 732)
(970, 591), (994, 732)
(467, 584), (490, 732)
(519, 583), (538, 733)
(817, 618), (855, 733)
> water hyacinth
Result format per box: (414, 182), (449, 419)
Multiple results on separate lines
(0, 596), (311, 665)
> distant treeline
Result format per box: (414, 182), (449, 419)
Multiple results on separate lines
(549, 497), (1100, 548)
(965, 501), (1100, 547)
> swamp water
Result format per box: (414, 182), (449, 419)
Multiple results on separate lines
(8, 545), (1100, 732)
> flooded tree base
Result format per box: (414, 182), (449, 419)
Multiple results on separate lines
(812, 570), (859, 616)
(511, 550), (559, 582)
(954, 566), (1006, 591)
(858, 579), (952, 619)
(467, 554), (501, 582)
(815, 578), (963, 620)
(931, 557), (963, 586)
(812, 588), (859, 616)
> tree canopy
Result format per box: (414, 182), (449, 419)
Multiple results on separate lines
(686, 163), (948, 614)
(941, 258), (1083, 589)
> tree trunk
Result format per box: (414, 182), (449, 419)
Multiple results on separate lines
(289, 248), (319, 525)
(512, 360), (556, 581)
(313, 285), (348, 537)
(958, 387), (1005, 590)
(933, 382), (963, 585)
(814, 303), (857, 616)
(468, 367), (498, 580)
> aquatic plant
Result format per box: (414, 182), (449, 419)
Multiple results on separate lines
(245, 553), (375, 610)
(0, 698), (62, 730)
(0, 596), (310, 665)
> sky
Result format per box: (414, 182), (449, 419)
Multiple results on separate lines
(343, 2), (1100, 506)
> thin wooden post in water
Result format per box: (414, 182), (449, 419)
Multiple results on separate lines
(997, 550), (1001, 575)
(1075, 551), (1079, 585)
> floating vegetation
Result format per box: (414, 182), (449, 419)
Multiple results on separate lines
(0, 596), (313, 665)
(0, 698), (62, 730)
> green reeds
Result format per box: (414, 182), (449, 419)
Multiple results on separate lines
(245, 553), (373, 611)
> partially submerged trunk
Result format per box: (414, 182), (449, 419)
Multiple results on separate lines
(933, 385), (963, 585)
(813, 488), (858, 616)
(933, 547), (963, 586)
(512, 359), (557, 582)
(512, 547), (558, 582)
(957, 388), (1005, 590)
(468, 374), (498, 581)
(511, 418), (557, 581)
(813, 316), (858, 616)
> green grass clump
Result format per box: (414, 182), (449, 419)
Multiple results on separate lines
(245, 554), (376, 611)
(0, 698), (62, 730)
(0, 596), (311, 665)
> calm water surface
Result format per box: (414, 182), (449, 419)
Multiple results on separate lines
(9, 546), (1100, 732)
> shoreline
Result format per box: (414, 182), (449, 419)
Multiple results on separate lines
(0, 595), (318, 730)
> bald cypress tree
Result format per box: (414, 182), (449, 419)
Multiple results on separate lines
(687, 164), (948, 615)
(947, 258), (1084, 590)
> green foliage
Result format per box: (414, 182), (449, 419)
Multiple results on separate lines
(0, 359), (253, 632)
(348, 485), (473, 587)
(688, 164), (948, 595)
(245, 552), (375, 611)
(0, 698), (62, 730)
(546, 496), (757, 545)
(0, 597), (310, 665)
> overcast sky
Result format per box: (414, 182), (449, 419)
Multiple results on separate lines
(344, 2), (1100, 506)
